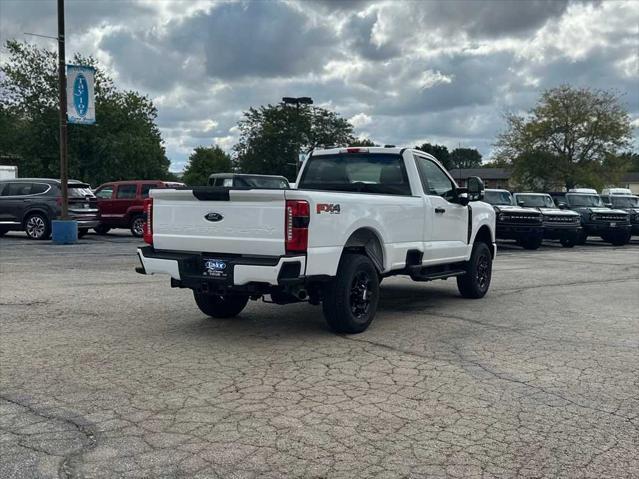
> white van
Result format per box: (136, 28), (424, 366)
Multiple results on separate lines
(601, 187), (632, 196)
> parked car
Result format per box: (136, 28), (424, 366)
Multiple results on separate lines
(484, 189), (544, 249)
(0, 178), (99, 240)
(599, 193), (639, 236)
(513, 192), (582, 247)
(208, 173), (290, 189)
(94, 180), (184, 236)
(549, 192), (631, 245)
(137, 147), (496, 334)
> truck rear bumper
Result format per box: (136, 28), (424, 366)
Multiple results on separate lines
(136, 246), (306, 287)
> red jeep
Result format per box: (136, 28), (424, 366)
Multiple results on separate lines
(94, 180), (184, 236)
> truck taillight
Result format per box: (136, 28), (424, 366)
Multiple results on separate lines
(285, 200), (309, 253)
(143, 197), (153, 245)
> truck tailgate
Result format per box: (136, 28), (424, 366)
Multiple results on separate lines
(151, 188), (286, 256)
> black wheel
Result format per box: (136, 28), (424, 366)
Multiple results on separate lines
(322, 254), (380, 334)
(130, 215), (144, 237)
(457, 242), (492, 299)
(521, 236), (542, 250)
(24, 212), (51, 240)
(78, 228), (89, 238)
(94, 224), (110, 235)
(576, 230), (587, 245)
(560, 237), (575, 248)
(193, 292), (249, 318)
(609, 231), (631, 246)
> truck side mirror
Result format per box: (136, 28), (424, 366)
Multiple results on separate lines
(467, 176), (484, 201)
(454, 187), (470, 206)
(517, 200), (525, 207)
(604, 202), (613, 208)
(557, 202), (567, 209)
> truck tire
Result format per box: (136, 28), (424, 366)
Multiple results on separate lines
(94, 224), (110, 235)
(24, 212), (51, 240)
(322, 254), (380, 334)
(130, 215), (145, 237)
(560, 237), (575, 248)
(193, 292), (249, 318)
(576, 230), (587, 245)
(521, 236), (542, 250)
(609, 231), (631, 246)
(78, 228), (88, 238)
(457, 242), (492, 299)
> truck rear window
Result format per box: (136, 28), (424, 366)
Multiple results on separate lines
(298, 154), (411, 195)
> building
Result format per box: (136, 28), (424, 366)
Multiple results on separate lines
(620, 172), (639, 194)
(448, 168), (512, 189)
(449, 168), (639, 194)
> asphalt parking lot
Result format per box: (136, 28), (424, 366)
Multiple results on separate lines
(1, 232), (638, 479)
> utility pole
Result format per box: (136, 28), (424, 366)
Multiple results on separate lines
(282, 97), (313, 178)
(58, 0), (68, 219)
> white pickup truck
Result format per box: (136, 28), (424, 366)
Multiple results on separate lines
(136, 147), (496, 333)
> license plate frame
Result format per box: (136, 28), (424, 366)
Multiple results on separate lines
(202, 258), (233, 281)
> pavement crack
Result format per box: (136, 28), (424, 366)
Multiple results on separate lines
(0, 395), (98, 479)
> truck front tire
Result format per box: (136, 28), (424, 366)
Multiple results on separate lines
(323, 254), (380, 334)
(193, 292), (249, 318)
(457, 242), (492, 299)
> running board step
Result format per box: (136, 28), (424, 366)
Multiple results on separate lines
(408, 264), (467, 282)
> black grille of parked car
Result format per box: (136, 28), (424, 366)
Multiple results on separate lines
(544, 215), (579, 223)
(592, 214), (627, 222)
(500, 213), (542, 224)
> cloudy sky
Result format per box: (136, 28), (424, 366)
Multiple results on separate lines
(1, 0), (637, 171)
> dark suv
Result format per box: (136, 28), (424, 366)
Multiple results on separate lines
(94, 180), (184, 236)
(599, 194), (639, 236)
(0, 179), (99, 240)
(549, 192), (631, 245)
(484, 189), (544, 249)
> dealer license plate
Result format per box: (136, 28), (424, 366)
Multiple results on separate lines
(202, 258), (231, 279)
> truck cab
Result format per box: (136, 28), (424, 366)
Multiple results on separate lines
(600, 193), (639, 236)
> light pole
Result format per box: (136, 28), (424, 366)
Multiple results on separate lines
(58, 0), (68, 220)
(282, 96), (313, 178)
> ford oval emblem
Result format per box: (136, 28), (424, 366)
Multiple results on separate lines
(205, 212), (224, 222)
(73, 73), (89, 117)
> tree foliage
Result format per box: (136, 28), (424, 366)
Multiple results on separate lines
(182, 146), (232, 186)
(350, 138), (378, 147)
(494, 85), (633, 190)
(0, 40), (171, 186)
(234, 102), (354, 179)
(415, 143), (450, 168)
(450, 147), (482, 170)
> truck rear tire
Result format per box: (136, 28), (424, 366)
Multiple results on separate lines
(94, 224), (110, 235)
(322, 254), (379, 334)
(457, 242), (492, 299)
(193, 292), (249, 318)
(560, 237), (575, 248)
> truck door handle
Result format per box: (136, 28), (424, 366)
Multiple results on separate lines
(435, 208), (446, 214)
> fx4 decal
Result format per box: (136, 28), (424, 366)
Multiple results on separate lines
(317, 203), (341, 214)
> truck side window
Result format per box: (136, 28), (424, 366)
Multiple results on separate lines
(96, 186), (113, 199)
(141, 184), (158, 198)
(116, 185), (137, 199)
(414, 156), (455, 200)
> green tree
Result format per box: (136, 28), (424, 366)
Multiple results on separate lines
(494, 85), (633, 190)
(350, 138), (378, 147)
(182, 146), (232, 186)
(0, 40), (171, 186)
(450, 147), (482, 170)
(415, 143), (451, 168)
(234, 102), (354, 179)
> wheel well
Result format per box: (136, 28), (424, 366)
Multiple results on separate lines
(22, 208), (50, 226)
(474, 225), (494, 257)
(343, 228), (384, 272)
